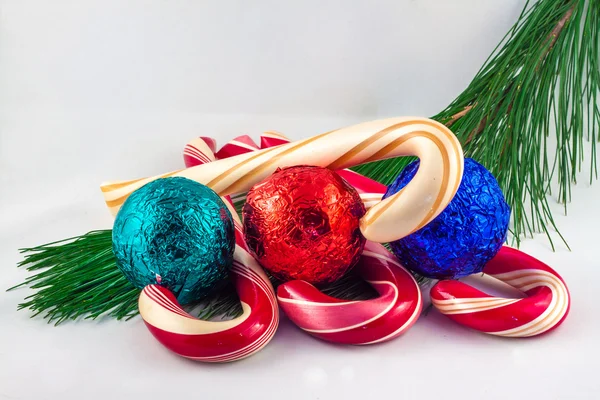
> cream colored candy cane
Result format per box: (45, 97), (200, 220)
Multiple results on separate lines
(101, 117), (464, 243)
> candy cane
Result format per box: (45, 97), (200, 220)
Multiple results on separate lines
(278, 241), (422, 344)
(186, 134), (422, 345)
(102, 117), (464, 244)
(215, 135), (259, 160)
(430, 246), (570, 337)
(183, 137), (217, 166)
(138, 149), (279, 363)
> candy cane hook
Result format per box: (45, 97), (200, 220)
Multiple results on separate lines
(430, 246), (570, 337)
(186, 134), (423, 345)
(138, 148), (279, 363)
(101, 117), (464, 244)
(278, 241), (422, 344)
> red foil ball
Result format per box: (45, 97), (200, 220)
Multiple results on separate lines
(243, 166), (366, 285)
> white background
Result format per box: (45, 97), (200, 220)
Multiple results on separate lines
(1, 1), (599, 399)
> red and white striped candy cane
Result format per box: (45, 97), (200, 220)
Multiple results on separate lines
(183, 132), (290, 168)
(185, 133), (422, 345)
(430, 246), (570, 337)
(138, 146), (279, 363)
(183, 136), (217, 166)
(278, 241), (422, 344)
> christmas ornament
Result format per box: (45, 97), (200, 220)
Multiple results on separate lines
(102, 117), (464, 245)
(139, 195), (279, 362)
(112, 177), (235, 304)
(431, 246), (570, 337)
(384, 158), (510, 280)
(242, 165), (366, 285)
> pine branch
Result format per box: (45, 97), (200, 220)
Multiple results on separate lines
(352, 0), (600, 248)
(9, 231), (139, 324)
(445, 105), (474, 128)
(542, 5), (575, 59)
(10, 230), (385, 323)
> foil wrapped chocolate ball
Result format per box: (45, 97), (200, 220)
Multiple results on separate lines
(384, 158), (510, 280)
(112, 177), (235, 304)
(243, 166), (366, 285)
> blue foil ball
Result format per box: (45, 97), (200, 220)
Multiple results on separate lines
(112, 177), (235, 304)
(383, 158), (510, 279)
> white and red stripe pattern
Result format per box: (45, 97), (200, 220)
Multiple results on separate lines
(214, 135), (259, 160)
(138, 146), (279, 363)
(278, 241), (422, 344)
(260, 130), (290, 148)
(184, 132), (291, 169)
(431, 246), (570, 337)
(182, 137), (217, 167)
(183, 132), (422, 345)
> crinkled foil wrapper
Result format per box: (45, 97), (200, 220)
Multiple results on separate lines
(243, 166), (366, 285)
(384, 158), (511, 279)
(112, 177), (235, 304)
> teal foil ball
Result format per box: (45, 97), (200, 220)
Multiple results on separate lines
(112, 177), (235, 304)
(383, 158), (510, 279)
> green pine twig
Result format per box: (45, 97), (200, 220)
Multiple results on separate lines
(353, 0), (600, 249)
(10, 230), (384, 323)
(9, 230), (139, 325)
